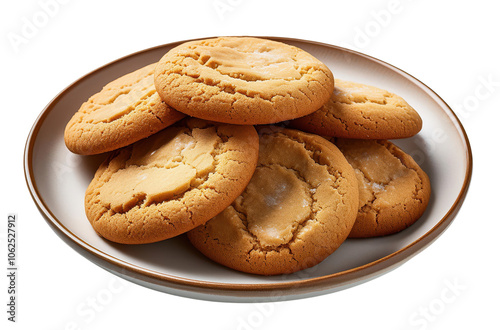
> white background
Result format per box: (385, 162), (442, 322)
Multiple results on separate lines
(1, 0), (498, 329)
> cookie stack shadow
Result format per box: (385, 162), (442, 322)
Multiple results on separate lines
(64, 37), (431, 276)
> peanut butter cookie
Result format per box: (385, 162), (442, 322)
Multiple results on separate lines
(291, 79), (422, 139)
(187, 127), (359, 275)
(64, 63), (185, 155)
(332, 138), (431, 237)
(154, 37), (334, 125)
(85, 118), (259, 244)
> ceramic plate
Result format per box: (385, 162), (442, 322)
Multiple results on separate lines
(24, 37), (472, 302)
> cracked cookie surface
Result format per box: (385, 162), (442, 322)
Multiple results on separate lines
(64, 63), (185, 155)
(85, 118), (259, 244)
(290, 79), (422, 139)
(187, 127), (359, 275)
(332, 138), (431, 237)
(154, 37), (334, 125)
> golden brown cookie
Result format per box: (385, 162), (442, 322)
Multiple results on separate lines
(64, 63), (185, 155)
(85, 118), (259, 244)
(331, 138), (431, 238)
(154, 37), (334, 125)
(187, 127), (359, 275)
(290, 79), (422, 139)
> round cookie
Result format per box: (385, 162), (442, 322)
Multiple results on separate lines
(154, 37), (334, 125)
(85, 118), (259, 244)
(331, 138), (431, 238)
(290, 79), (422, 139)
(187, 127), (359, 275)
(65, 63), (185, 155)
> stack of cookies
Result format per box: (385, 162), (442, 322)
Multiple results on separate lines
(64, 37), (431, 276)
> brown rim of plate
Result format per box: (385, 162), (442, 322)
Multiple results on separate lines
(24, 36), (473, 299)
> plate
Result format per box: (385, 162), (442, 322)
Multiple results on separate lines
(24, 37), (472, 302)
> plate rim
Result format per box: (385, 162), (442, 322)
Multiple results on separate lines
(24, 36), (473, 298)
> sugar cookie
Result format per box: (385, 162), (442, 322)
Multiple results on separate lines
(332, 138), (431, 237)
(65, 63), (185, 155)
(85, 118), (259, 244)
(154, 37), (334, 125)
(291, 79), (422, 139)
(188, 127), (359, 275)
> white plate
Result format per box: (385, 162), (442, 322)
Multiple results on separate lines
(24, 37), (472, 302)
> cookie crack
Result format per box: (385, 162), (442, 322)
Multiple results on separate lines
(185, 44), (306, 83)
(320, 106), (350, 132)
(381, 141), (425, 202)
(235, 134), (345, 255)
(354, 141), (426, 228)
(85, 89), (157, 125)
(331, 91), (394, 107)
(272, 131), (345, 188)
(166, 58), (328, 102)
(86, 72), (154, 108)
(232, 161), (317, 254)
(94, 125), (235, 216)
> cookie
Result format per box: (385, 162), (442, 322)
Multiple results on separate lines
(64, 63), (185, 155)
(331, 138), (431, 238)
(187, 127), (359, 275)
(290, 79), (422, 139)
(84, 118), (259, 244)
(154, 37), (334, 125)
